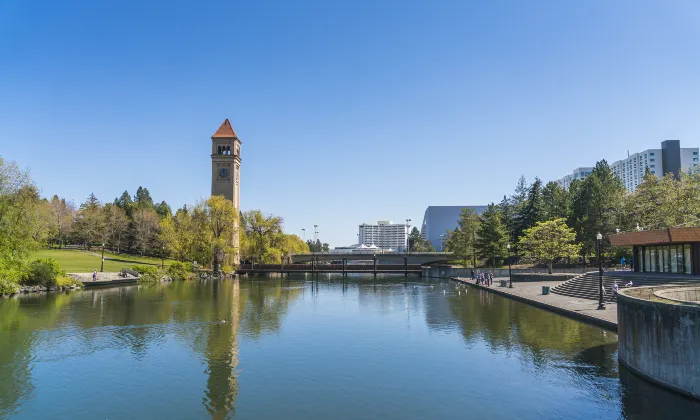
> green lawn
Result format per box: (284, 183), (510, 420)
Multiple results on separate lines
(32, 249), (170, 273)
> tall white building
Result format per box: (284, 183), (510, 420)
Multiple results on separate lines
(555, 167), (594, 190)
(555, 140), (699, 193)
(358, 221), (409, 252)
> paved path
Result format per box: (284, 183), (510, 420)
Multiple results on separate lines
(453, 277), (618, 331)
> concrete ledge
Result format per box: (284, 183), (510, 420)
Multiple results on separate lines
(618, 286), (700, 401)
(451, 277), (618, 332)
(82, 278), (139, 287)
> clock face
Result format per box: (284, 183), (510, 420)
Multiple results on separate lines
(219, 167), (229, 179)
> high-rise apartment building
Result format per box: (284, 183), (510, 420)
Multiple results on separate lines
(419, 206), (488, 251)
(358, 221), (409, 252)
(555, 140), (699, 193)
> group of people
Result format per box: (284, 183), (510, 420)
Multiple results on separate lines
(610, 279), (634, 301)
(471, 269), (494, 286)
(620, 256), (634, 270)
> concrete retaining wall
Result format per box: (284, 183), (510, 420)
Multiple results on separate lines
(618, 287), (700, 400)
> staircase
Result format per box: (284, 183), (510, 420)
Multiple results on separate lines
(550, 271), (700, 300)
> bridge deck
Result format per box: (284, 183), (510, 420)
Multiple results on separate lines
(238, 263), (422, 274)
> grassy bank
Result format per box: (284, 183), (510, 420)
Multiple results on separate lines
(31, 249), (171, 272)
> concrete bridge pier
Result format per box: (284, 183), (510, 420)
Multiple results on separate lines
(404, 255), (408, 277)
(373, 255), (377, 278)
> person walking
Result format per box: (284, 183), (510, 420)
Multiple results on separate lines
(620, 256), (626, 270)
(488, 272), (493, 286)
(471, 269), (475, 281)
(611, 281), (619, 301)
(92, 270), (97, 282)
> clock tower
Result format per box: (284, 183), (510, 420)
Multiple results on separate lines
(211, 118), (241, 263)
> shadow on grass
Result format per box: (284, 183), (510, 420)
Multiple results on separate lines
(105, 257), (161, 267)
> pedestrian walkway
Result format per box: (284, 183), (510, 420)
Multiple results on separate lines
(453, 277), (618, 331)
(69, 272), (139, 287)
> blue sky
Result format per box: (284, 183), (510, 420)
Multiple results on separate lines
(2, 0), (700, 247)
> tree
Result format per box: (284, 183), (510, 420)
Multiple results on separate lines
(322, 243), (330, 252)
(159, 209), (195, 262)
(115, 190), (134, 218)
(131, 208), (159, 256)
(49, 195), (75, 248)
(103, 204), (129, 253)
(444, 208), (480, 266)
(519, 218), (582, 274)
(155, 200), (172, 218)
(0, 158), (44, 279)
(133, 186), (154, 210)
(515, 177), (544, 239)
(569, 160), (625, 262)
(541, 181), (569, 220)
(242, 210), (283, 263)
(202, 196), (238, 271)
(74, 193), (105, 249)
(475, 204), (508, 267)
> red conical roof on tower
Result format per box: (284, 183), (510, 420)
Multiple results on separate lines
(212, 119), (237, 138)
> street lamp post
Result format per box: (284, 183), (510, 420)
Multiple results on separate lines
(507, 243), (513, 288)
(302, 228), (306, 242)
(100, 243), (105, 272)
(161, 245), (165, 269)
(314, 225), (319, 252)
(597, 232), (605, 310)
(405, 218), (411, 254)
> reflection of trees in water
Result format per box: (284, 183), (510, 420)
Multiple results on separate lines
(445, 287), (618, 365)
(0, 279), (304, 419)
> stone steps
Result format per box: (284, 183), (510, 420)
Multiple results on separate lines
(551, 272), (700, 300)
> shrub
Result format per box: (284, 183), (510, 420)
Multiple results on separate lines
(56, 276), (84, 288)
(0, 278), (20, 295)
(133, 265), (161, 282)
(166, 261), (191, 281)
(24, 258), (66, 286)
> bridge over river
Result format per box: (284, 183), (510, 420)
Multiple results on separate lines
(289, 252), (455, 265)
(238, 252), (455, 276)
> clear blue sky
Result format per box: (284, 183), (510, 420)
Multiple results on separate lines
(2, 0), (700, 247)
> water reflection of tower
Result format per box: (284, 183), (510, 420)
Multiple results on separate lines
(203, 280), (241, 420)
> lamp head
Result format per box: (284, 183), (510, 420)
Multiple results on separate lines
(596, 233), (603, 240)
(507, 244), (511, 250)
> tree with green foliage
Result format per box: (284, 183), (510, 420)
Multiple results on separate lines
(103, 203), (129, 253)
(569, 160), (625, 262)
(74, 193), (105, 250)
(407, 227), (435, 252)
(444, 208), (480, 266)
(541, 181), (569, 220)
(0, 158), (45, 281)
(519, 218), (582, 274)
(133, 186), (154, 210)
(516, 177), (545, 235)
(475, 204), (508, 267)
(49, 195), (75, 248)
(155, 200), (172, 218)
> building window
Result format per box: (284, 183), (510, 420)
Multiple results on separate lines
(650, 159), (655, 162)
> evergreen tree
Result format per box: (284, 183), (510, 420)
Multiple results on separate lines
(475, 203), (508, 267)
(517, 177), (544, 232)
(115, 190), (134, 218)
(134, 186), (154, 209)
(541, 181), (569, 220)
(155, 200), (172, 218)
(569, 160), (625, 261)
(443, 208), (480, 266)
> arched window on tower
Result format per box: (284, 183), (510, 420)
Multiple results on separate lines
(217, 145), (222, 155)
(226, 146), (231, 155)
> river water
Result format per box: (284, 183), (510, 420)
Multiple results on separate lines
(1, 275), (699, 419)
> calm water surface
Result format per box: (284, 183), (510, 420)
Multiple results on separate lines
(1, 275), (699, 419)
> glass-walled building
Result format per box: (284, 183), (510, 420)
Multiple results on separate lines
(610, 228), (700, 275)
